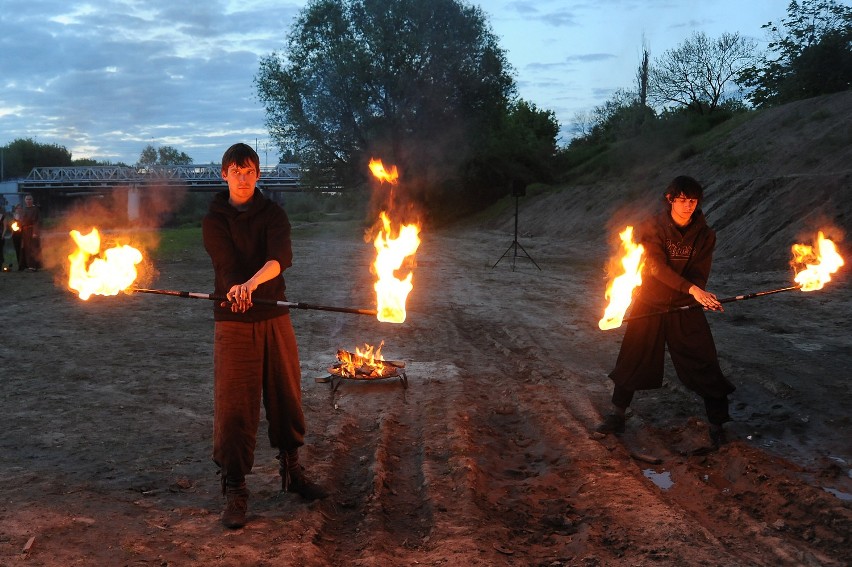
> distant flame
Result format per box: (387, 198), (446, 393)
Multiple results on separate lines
(599, 226), (645, 330)
(68, 228), (143, 300)
(368, 158), (399, 185)
(791, 231), (844, 291)
(11, 221), (20, 232)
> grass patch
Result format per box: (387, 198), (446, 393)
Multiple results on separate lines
(708, 149), (765, 170)
(153, 226), (204, 261)
(291, 218), (366, 239)
(151, 220), (369, 261)
(809, 109), (832, 122)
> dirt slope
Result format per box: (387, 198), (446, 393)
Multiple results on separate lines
(509, 91), (852, 271)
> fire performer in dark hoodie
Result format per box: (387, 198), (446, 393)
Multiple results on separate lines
(596, 175), (735, 447)
(203, 143), (327, 530)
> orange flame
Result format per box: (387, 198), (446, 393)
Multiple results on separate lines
(368, 158), (420, 323)
(372, 212), (420, 323)
(11, 221), (20, 232)
(791, 231), (844, 291)
(368, 158), (399, 185)
(68, 228), (143, 300)
(599, 226), (645, 330)
(338, 342), (386, 376)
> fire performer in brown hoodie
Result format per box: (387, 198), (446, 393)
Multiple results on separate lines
(203, 143), (327, 530)
(596, 175), (735, 447)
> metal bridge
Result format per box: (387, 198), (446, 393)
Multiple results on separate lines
(20, 163), (301, 192)
(7, 163), (303, 219)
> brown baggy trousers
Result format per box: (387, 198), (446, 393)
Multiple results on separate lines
(212, 316), (305, 483)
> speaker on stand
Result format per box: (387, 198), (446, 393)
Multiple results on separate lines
(492, 180), (541, 272)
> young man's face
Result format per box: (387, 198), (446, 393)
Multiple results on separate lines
(222, 162), (259, 207)
(668, 193), (698, 226)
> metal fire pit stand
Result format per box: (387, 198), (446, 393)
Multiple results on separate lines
(315, 361), (408, 393)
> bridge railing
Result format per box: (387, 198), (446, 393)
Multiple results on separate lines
(23, 163), (301, 186)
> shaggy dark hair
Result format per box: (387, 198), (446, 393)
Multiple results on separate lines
(664, 175), (704, 203)
(221, 143), (260, 173)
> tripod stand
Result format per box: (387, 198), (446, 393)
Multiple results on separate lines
(492, 194), (541, 271)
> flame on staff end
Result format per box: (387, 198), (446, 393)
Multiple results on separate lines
(372, 212), (421, 323)
(368, 158), (421, 324)
(599, 226), (645, 330)
(68, 228), (144, 300)
(11, 221), (20, 232)
(791, 231), (844, 291)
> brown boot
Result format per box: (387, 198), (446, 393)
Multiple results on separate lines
(279, 450), (328, 501)
(221, 482), (249, 529)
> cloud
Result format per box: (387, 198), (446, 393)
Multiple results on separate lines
(0, 0), (301, 164)
(504, 1), (580, 27)
(566, 53), (618, 63)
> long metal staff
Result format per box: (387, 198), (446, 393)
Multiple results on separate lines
(132, 288), (377, 316)
(620, 285), (801, 324)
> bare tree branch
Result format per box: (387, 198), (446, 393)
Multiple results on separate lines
(649, 32), (757, 113)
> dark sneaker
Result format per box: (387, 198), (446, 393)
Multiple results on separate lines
(709, 424), (727, 447)
(221, 486), (249, 529)
(595, 413), (626, 435)
(283, 466), (328, 501)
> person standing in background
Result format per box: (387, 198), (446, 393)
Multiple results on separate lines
(0, 205), (7, 269)
(20, 194), (42, 271)
(11, 204), (24, 270)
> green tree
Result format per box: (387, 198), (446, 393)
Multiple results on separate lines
(137, 144), (193, 166)
(467, 100), (560, 194)
(0, 138), (73, 178)
(256, 0), (529, 215)
(649, 32), (757, 114)
(572, 89), (655, 145)
(741, 0), (852, 107)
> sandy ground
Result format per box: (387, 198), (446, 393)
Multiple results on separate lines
(0, 211), (849, 566)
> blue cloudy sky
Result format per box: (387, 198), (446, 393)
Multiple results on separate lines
(0, 0), (786, 167)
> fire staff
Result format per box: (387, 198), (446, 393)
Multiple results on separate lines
(597, 175), (735, 447)
(203, 143), (327, 530)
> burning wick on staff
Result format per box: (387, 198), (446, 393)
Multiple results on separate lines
(599, 226), (644, 330)
(368, 158), (421, 324)
(790, 230), (844, 291)
(67, 228), (144, 300)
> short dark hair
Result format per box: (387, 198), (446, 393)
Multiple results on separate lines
(664, 175), (703, 202)
(221, 143), (260, 173)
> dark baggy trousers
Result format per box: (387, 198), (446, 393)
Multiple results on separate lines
(608, 302), (735, 425)
(213, 316), (305, 484)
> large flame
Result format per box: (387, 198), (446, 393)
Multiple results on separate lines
(11, 221), (20, 232)
(368, 158), (421, 323)
(791, 231), (844, 291)
(372, 212), (420, 323)
(599, 226), (645, 330)
(68, 228), (143, 300)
